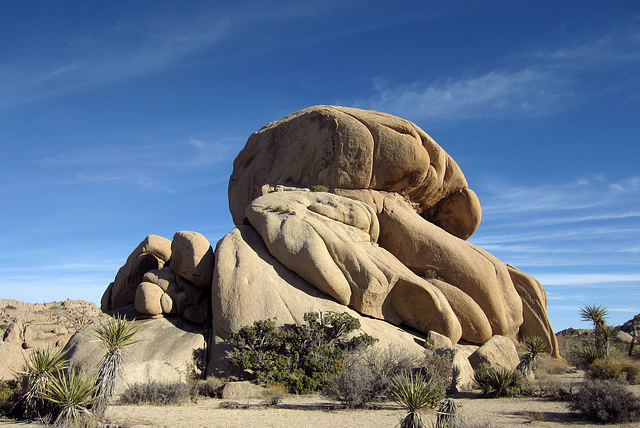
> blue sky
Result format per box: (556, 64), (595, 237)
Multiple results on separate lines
(1, 1), (638, 332)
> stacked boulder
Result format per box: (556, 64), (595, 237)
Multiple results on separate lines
(69, 106), (560, 389)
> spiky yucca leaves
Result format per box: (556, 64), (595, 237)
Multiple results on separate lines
(40, 370), (97, 426)
(517, 336), (546, 377)
(391, 372), (444, 428)
(435, 398), (459, 428)
(17, 346), (68, 418)
(93, 315), (140, 415)
(474, 364), (533, 398)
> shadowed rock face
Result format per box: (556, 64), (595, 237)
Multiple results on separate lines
(229, 105), (482, 240)
(91, 105), (559, 380)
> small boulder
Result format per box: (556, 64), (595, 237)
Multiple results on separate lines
(468, 335), (520, 370)
(424, 331), (453, 350)
(170, 231), (214, 288)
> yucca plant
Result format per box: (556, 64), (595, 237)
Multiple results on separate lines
(517, 336), (546, 377)
(580, 304), (610, 356)
(434, 398), (459, 428)
(17, 346), (68, 418)
(93, 314), (140, 415)
(40, 369), (97, 426)
(391, 371), (444, 428)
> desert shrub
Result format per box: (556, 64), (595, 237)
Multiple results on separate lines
(0, 380), (17, 402)
(391, 371), (444, 428)
(227, 312), (377, 394)
(39, 369), (96, 426)
(262, 383), (287, 406)
(536, 377), (576, 401)
(419, 351), (453, 392)
(311, 185), (329, 192)
(586, 354), (640, 384)
(569, 379), (640, 423)
(473, 364), (534, 398)
(191, 376), (226, 398)
(323, 345), (416, 408)
(118, 381), (194, 406)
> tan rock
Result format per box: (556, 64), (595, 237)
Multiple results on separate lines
(0, 342), (27, 380)
(245, 191), (462, 342)
(507, 264), (560, 358)
(135, 282), (164, 315)
(229, 105), (481, 239)
(102, 235), (171, 312)
(424, 331), (453, 350)
(468, 335), (520, 370)
(435, 346), (476, 392)
(378, 194), (522, 343)
(170, 231), (214, 288)
(64, 313), (206, 396)
(3, 320), (23, 344)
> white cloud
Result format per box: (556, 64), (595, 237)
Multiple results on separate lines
(357, 69), (564, 121)
(534, 273), (639, 286)
(354, 28), (640, 122)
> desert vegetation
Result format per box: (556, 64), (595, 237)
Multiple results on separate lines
(2, 305), (640, 427)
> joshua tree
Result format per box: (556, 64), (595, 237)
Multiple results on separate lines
(93, 314), (140, 416)
(629, 320), (639, 357)
(580, 304), (610, 357)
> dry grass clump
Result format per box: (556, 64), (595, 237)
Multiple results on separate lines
(261, 383), (287, 406)
(586, 352), (640, 384)
(118, 381), (194, 406)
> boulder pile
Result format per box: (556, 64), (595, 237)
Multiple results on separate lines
(66, 106), (560, 389)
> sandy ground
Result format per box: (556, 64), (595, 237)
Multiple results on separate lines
(3, 371), (640, 427)
(99, 394), (640, 428)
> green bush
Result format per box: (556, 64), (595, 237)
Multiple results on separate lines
(226, 312), (377, 394)
(473, 364), (534, 398)
(310, 185), (329, 192)
(119, 381), (194, 406)
(569, 379), (640, 423)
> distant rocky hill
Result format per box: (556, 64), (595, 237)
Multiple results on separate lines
(0, 299), (101, 380)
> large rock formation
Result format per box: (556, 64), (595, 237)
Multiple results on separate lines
(72, 105), (559, 389)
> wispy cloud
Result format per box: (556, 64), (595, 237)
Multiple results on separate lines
(535, 273), (639, 286)
(33, 135), (239, 192)
(354, 28), (640, 121)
